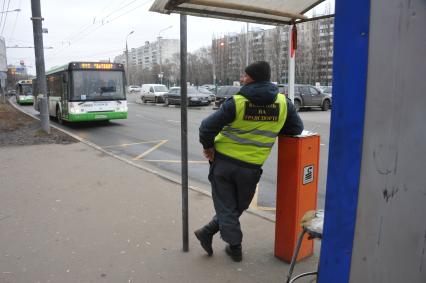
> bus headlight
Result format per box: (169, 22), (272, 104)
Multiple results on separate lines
(116, 105), (128, 112)
(116, 101), (127, 112)
(69, 104), (77, 114)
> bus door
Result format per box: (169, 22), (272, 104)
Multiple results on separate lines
(62, 73), (69, 116)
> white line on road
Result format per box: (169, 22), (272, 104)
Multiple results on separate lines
(133, 140), (168, 160)
(167, 120), (180, 123)
(143, 160), (208, 164)
(102, 140), (167, 149)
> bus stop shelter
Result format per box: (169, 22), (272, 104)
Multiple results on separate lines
(150, 1), (426, 283)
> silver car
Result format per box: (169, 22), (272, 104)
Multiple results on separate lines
(141, 84), (168, 103)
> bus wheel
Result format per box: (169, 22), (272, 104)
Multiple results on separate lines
(56, 107), (63, 124)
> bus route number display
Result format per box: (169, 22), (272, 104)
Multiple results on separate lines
(243, 102), (280, 122)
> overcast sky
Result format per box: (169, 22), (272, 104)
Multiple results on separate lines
(3, 0), (333, 73)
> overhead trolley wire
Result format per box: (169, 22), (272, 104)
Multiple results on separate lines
(101, 0), (139, 20)
(69, 0), (151, 45)
(1, 0), (11, 35)
(47, 0), (152, 60)
(7, 0), (21, 40)
(0, 0), (6, 32)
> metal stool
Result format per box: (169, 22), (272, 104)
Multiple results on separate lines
(286, 210), (324, 283)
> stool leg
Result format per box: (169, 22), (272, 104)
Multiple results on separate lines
(286, 229), (306, 283)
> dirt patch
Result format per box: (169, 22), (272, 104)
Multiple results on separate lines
(0, 102), (77, 146)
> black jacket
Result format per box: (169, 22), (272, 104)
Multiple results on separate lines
(199, 81), (304, 168)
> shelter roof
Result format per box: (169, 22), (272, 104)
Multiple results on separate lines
(150, 0), (326, 25)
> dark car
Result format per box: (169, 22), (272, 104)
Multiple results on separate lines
(278, 84), (332, 111)
(214, 85), (242, 108)
(164, 86), (212, 106)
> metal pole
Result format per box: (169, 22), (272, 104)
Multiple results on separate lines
(288, 24), (295, 102)
(158, 36), (162, 84)
(158, 26), (172, 85)
(31, 0), (50, 133)
(246, 22), (249, 66)
(212, 49), (216, 89)
(180, 13), (189, 253)
(125, 31), (134, 85)
(126, 41), (129, 84)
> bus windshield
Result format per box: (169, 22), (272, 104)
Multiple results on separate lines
(72, 70), (125, 101)
(21, 85), (32, 95)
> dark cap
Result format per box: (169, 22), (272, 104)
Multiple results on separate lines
(244, 61), (271, 82)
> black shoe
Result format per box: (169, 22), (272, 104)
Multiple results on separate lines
(194, 220), (219, 256)
(225, 244), (242, 262)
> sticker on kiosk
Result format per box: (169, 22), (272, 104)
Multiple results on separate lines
(303, 165), (314, 185)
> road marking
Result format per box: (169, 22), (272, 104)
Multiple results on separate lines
(135, 114), (142, 117)
(143, 160), (208, 164)
(102, 140), (166, 149)
(167, 120), (180, 123)
(249, 185), (276, 211)
(133, 140), (168, 160)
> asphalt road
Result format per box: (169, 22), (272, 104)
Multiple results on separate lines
(15, 93), (331, 210)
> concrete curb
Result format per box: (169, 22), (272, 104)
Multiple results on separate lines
(9, 98), (275, 223)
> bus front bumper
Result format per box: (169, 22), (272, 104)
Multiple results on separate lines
(67, 111), (128, 122)
(18, 98), (34, 104)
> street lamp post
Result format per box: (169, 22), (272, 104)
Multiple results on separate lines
(125, 31), (134, 85)
(157, 25), (172, 85)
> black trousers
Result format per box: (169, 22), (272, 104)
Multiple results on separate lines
(208, 158), (262, 245)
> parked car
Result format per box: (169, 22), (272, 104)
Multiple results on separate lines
(199, 86), (216, 102)
(201, 84), (216, 93)
(127, 85), (141, 93)
(6, 89), (16, 97)
(278, 84), (332, 111)
(141, 84), (168, 103)
(214, 85), (241, 108)
(318, 85), (332, 96)
(164, 86), (212, 106)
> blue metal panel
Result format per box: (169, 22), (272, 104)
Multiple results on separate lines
(317, 0), (370, 282)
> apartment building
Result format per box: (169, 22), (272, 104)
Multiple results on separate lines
(114, 38), (179, 83)
(212, 17), (334, 86)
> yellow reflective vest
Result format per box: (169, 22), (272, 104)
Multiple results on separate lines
(214, 93), (287, 165)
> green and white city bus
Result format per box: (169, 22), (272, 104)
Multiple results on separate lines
(35, 62), (127, 123)
(15, 80), (34, 105)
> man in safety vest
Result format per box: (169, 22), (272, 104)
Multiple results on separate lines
(195, 61), (304, 262)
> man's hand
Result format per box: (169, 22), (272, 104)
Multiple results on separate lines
(203, 148), (215, 162)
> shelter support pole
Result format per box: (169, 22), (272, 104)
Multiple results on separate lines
(288, 24), (296, 102)
(180, 13), (189, 253)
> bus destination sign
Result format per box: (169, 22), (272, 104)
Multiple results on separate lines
(78, 63), (122, 70)
(80, 63), (114, 70)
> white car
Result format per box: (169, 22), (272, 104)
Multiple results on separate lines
(141, 84), (168, 103)
(127, 85), (142, 93)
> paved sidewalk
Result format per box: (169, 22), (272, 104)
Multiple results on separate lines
(0, 142), (318, 282)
